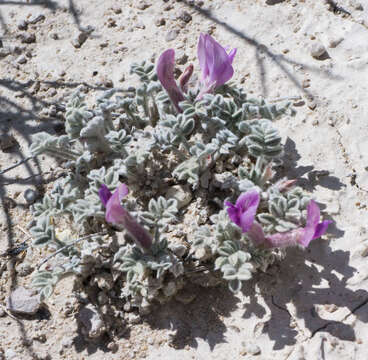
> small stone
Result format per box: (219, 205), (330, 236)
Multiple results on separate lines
(112, 6), (122, 14)
(175, 51), (188, 65)
(72, 32), (88, 48)
(165, 185), (192, 209)
(6, 287), (42, 315)
(46, 88), (57, 97)
(155, 17), (166, 27)
(135, 22), (145, 29)
(241, 341), (261, 355)
(17, 262), (33, 277)
(0, 48), (10, 58)
(20, 33), (36, 44)
(328, 36), (344, 48)
(0, 134), (17, 150)
(33, 332), (47, 343)
(308, 101), (317, 110)
(78, 304), (105, 339)
(24, 188), (39, 204)
(166, 29), (179, 42)
(137, 1), (150, 10)
(179, 11), (192, 23)
(16, 54), (27, 64)
(27, 13), (45, 24)
(310, 42), (327, 59)
(107, 342), (119, 353)
(302, 79), (310, 88)
(49, 32), (59, 40)
(17, 20), (28, 30)
(0, 308), (5, 317)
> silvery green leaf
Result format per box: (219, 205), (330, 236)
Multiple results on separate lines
(31, 216), (56, 247)
(173, 158), (200, 188)
(105, 129), (132, 154)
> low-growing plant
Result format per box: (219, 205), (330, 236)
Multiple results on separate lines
(29, 34), (331, 327)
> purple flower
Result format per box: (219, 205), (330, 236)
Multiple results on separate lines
(225, 190), (260, 233)
(156, 49), (185, 112)
(197, 33), (237, 98)
(248, 200), (332, 249)
(99, 183), (152, 250)
(226, 191), (332, 249)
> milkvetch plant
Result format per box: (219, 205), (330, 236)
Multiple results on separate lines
(28, 33), (331, 336)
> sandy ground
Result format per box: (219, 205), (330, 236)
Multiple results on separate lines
(1, 0), (368, 359)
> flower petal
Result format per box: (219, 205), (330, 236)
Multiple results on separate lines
(298, 200), (321, 247)
(226, 190), (260, 233)
(157, 49), (184, 112)
(117, 183), (129, 201)
(198, 33), (209, 81)
(99, 184), (112, 207)
(266, 228), (305, 248)
(227, 48), (237, 64)
(105, 184), (129, 224)
(313, 220), (332, 239)
(205, 34), (234, 87)
(225, 201), (241, 226)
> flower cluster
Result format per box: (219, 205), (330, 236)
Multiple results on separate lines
(157, 33), (237, 111)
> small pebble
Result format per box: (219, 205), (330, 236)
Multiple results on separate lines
(6, 287), (42, 315)
(179, 11), (192, 23)
(136, 1), (150, 10)
(166, 29), (179, 41)
(17, 20), (28, 30)
(20, 33), (36, 44)
(241, 342), (261, 356)
(0, 134), (17, 150)
(0, 48), (11, 58)
(155, 17), (166, 27)
(49, 32), (59, 40)
(310, 42), (327, 59)
(175, 51), (188, 65)
(72, 32), (88, 48)
(308, 101), (317, 110)
(17, 262), (33, 277)
(27, 13), (45, 24)
(112, 6), (122, 14)
(33, 332), (47, 343)
(24, 188), (39, 204)
(328, 36), (344, 48)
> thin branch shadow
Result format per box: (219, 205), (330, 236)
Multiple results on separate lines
(182, 0), (343, 98)
(0, 0), (84, 36)
(280, 137), (346, 193)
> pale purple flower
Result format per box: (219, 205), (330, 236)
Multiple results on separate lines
(156, 49), (185, 112)
(226, 190), (332, 249)
(225, 190), (260, 233)
(197, 33), (237, 98)
(248, 200), (332, 249)
(99, 183), (152, 250)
